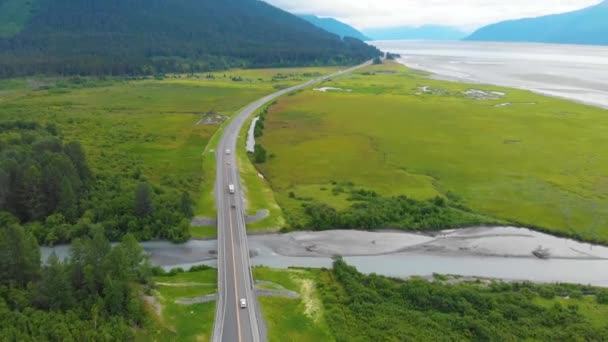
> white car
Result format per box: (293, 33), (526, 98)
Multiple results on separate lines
(239, 298), (247, 308)
(225, 149), (231, 155)
(228, 184), (235, 194)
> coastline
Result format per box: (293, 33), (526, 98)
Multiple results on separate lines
(396, 57), (608, 109)
(371, 40), (608, 110)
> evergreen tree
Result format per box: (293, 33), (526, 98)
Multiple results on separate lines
(180, 191), (193, 217)
(0, 220), (155, 340)
(103, 276), (128, 316)
(0, 223), (40, 286)
(57, 178), (77, 222)
(34, 253), (74, 311)
(41, 159), (64, 216)
(0, 169), (9, 210)
(64, 141), (91, 184)
(17, 164), (44, 221)
(119, 233), (148, 282)
(134, 182), (153, 218)
(105, 243), (129, 281)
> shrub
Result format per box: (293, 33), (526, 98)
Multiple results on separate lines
(597, 290), (608, 304)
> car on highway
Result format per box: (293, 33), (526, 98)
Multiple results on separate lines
(228, 184), (235, 194)
(225, 149), (231, 155)
(239, 298), (247, 308)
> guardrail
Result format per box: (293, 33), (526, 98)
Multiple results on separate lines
(211, 152), (226, 342)
(235, 168), (264, 342)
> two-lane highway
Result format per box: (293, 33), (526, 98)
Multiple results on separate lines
(212, 61), (372, 342)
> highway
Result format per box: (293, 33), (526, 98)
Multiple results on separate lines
(211, 61), (371, 342)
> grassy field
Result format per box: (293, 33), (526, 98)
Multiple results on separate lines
(190, 226), (217, 239)
(0, 76), (267, 205)
(137, 268), (217, 341)
(253, 267), (334, 342)
(0, 66), (339, 238)
(237, 107), (286, 232)
(256, 61), (608, 243)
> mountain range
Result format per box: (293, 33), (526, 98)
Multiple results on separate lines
(297, 17), (468, 42)
(0, 0), (379, 77)
(299, 15), (369, 41)
(466, 1), (608, 45)
(363, 25), (468, 41)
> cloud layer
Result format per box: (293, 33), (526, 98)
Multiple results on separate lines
(265, 0), (602, 30)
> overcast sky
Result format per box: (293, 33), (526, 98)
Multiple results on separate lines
(264, 0), (603, 31)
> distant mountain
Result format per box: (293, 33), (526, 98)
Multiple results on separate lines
(363, 25), (468, 41)
(0, 0), (380, 77)
(299, 15), (369, 41)
(466, 1), (608, 45)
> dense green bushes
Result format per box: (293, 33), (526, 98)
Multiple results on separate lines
(0, 121), (192, 244)
(88, 175), (191, 243)
(296, 187), (499, 230)
(0, 121), (91, 223)
(249, 105), (272, 164)
(252, 144), (268, 164)
(0, 223), (152, 340)
(254, 107), (267, 139)
(319, 259), (608, 341)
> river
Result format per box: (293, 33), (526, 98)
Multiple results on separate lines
(371, 40), (608, 109)
(41, 227), (608, 287)
(40, 42), (608, 285)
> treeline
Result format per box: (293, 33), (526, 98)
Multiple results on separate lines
(320, 259), (608, 341)
(385, 52), (401, 60)
(0, 121), (91, 228)
(249, 104), (272, 164)
(0, 221), (152, 340)
(0, 121), (192, 244)
(89, 177), (192, 243)
(292, 186), (499, 230)
(0, 0), (380, 77)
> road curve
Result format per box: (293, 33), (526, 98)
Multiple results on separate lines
(211, 61), (372, 342)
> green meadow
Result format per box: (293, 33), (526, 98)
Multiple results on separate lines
(256, 62), (608, 242)
(237, 109), (286, 232)
(137, 268), (217, 341)
(253, 267), (334, 342)
(0, 66), (339, 238)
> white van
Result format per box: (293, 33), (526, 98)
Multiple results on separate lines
(228, 184), (235, 194)
(239, 298), (247, 308)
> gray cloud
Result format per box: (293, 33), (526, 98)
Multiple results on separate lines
(265, 0), (602, 30)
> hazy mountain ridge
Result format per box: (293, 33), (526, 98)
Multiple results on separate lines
(363, 25), (468, 41)
(0, 0), (380, 77)
(466, 1), (608, 45)
(299, 14), (369, 40)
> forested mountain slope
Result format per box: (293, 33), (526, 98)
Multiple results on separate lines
(0, 0), (379, 77)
